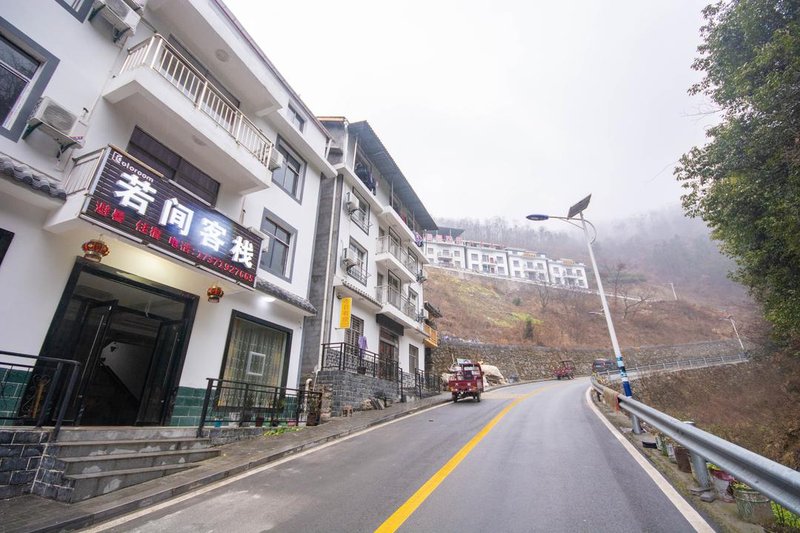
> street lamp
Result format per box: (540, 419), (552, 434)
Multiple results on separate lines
(721, 316), (745, 351)
(527, 194), (634, 399)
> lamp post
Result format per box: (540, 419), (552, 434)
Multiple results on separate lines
(722, 316), (745, 351)
(527, 195), (635, 400)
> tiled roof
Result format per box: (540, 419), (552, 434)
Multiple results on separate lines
(255, 278), (316, 315)
(340, 278), (382, 308)
(0, 152), (66, 200)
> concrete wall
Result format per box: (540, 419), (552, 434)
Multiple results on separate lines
(431, 338), (747, 381)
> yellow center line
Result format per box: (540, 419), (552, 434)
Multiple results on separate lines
(375, 386), (552, 533)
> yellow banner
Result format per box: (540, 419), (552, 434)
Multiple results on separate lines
(339, 297), (352, 329)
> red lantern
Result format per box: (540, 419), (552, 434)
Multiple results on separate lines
(207, 284), (224, 303)
(81, 238), (109, 262)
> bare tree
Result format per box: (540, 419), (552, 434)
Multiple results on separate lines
(620, 286), (655, 320)
(534, 283), (552, 311)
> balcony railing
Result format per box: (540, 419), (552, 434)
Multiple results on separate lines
(376, 236), (419, 275)
(321, 342), (400, 382)
(423, 324), (438, 347)
(375, 285), (419, 322)
(119, 35), (274, 169)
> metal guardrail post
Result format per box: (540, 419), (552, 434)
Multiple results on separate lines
(36, 362), (63, 428)
(685, 421), (715, 501)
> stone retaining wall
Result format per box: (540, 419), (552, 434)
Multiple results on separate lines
(315, 371), (405, 416)
(431, 339), (745, 381)
(0, 429), (50, 500)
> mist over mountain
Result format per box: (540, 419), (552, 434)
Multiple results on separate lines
(436, 205), (748, 308)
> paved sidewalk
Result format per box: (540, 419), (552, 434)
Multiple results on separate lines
(0, 394), (451, 533)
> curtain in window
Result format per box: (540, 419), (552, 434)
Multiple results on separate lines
(222, 316), (287, 387)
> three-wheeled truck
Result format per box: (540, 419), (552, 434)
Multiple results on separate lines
(553, 359), (576, 380)
(448, 359), (484, 402)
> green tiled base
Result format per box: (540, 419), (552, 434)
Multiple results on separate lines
(0, 369), (32, 425)
(169, 386), (206, 426)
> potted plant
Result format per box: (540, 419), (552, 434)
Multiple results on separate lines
(731, 481), (772, 525)
(706, 464), (734, 502)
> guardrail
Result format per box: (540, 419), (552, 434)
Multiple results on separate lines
(0, 351), (81, 440)
(590, 376), (800, 515)
(597, 352), (749, 380)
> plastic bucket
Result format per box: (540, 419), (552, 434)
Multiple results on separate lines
(733, 487), (772, 524)
(674, 446), (692, 473)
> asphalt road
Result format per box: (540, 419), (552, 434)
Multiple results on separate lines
(93, 379), (705, 532)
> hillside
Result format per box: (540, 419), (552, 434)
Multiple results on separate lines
(424, 267), (756, 349)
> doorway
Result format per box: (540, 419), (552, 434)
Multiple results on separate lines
(33, 260), (197, 426)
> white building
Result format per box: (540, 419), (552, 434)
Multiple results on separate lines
(301, 118), (438, 411)
(0, 0), (335, 427)
(423, 231), (589, 289)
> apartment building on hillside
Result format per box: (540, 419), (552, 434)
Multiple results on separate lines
(0, 0), (336, 430)
(424, 229), (589, 289)
(301, 118), (440, 413)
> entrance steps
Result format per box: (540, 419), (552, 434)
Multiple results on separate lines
(39, 427), (220, 502)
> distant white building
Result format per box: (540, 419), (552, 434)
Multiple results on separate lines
(424, 230), (589, 289)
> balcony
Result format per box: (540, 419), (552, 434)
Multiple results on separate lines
(375, 236), (416, 283)
(103, 35), (275, 195)
(375, 285), (421, 330)
(423, 324), (438, 347)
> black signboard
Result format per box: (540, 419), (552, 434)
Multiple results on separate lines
(81, 147), (262, 288)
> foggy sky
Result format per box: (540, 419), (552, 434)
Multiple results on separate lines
(225, 0), (716, 226)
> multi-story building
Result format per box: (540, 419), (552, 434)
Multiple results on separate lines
(424, 227), (465, 269)
(301, 118), (438, 411)
(424, 231), (589, 289)
(549, 258), (588, 288)
(0, 0), (336, 429)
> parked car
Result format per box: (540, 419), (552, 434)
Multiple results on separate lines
(592, 358), (616, 373)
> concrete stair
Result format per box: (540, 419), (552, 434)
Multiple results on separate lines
(40, 428), (220, 502)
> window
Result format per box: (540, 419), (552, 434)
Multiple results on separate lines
(260, 213), (295, 279)
(0, 228), (13, 266)
(350, 190), (370, 233)
(344, 315), (364, 347)
(454, 250), (461, 257)
(287, 105), (305, 132)
(272, 139), (305, 199)
(127, 127), (220, 205)
(55, 0), (92, 20)
(427, 247), (433, 254)
(347, 239), (368, 284)
(0, 25), (58, 141)
(409, 345), (419, 374)
(221, 312), (290, 388)
(470, 253), (479, 261)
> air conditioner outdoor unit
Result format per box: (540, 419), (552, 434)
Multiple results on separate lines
(25, 97), (88, 150)
(92, 0), (140, 37)
(342, 256), (358, 269)
(344, 195), (359, 214)
(268, 149), (284, 171)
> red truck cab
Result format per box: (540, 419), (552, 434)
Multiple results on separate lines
(448, 359), (484, 402)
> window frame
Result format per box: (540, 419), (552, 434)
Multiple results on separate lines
(272, 138), (306, 202)
(55, 0), (92, 21)
(287, 104), (305, 132)
(218, 310), (292, 389)
(0, 228), (13, 266)
(0, 20), (59, 141)
(259, 209), (297, 281)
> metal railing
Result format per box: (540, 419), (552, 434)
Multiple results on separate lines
(120, 35), (274, 168)
(597, 352), (749, 380)
(197, 378), (321, 437)
(376, 236), (417, 275)
(375, 285), (419, 322)
(591, 376), (800, 514)
(64, 147), (106, 194)
(0, 351), (81, 440)
(321, 342), (400, 382)
(415, 369), (441, 397)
